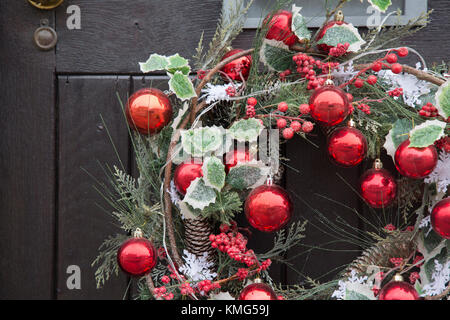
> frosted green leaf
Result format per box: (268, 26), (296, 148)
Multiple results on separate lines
(168, 71), (196, 101)
(383, 118), (413, 159)
(435, 79), (450, 119)
(259, 39), (295, 72)
(226, 161), (270, 190)
(228, 118), (263, 142)
(344, 282), (375, 300)
(167, 54), (191, 75)
(139, 53), (169, 73)
(202, 157), (226, 191)
(181, 126), (224, 157)
(182, 178), (217, 210)
(291, 6), (311, 41)
(368, 0), (392, 13)
(317, 24), (366, 53)
(409, 120), (446, 148)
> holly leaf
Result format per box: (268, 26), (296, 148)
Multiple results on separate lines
(417, 229), (447, 261)
(383, 118), (413, 159)
(181, 126), (225, 157)
(259, 39), (295, 72)
(202, 157), (226, 191)
(228, 118), (263, 142)
(182, 177), (217, 210)
(345, 283), (375, 300)
(409, 119), (446, 148)
(167, 54), (191, 75)
(168, 71), (196, 101)
(139, 53), (169, 73)
(368, 0), (392, 13)
(291, 5), (311, 41)
(226, 161), (270, 190)
(435, 79), (450, 119)
(317, 24), (366, 53)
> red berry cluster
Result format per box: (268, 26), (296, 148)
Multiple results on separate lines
(357, 103), (371, 115)
(161, 275), (171, 284)
(388, 88), (403, 97)
(389, 257), (404, 267)
(226, 85), (236, 97)
(329, 42), (350, 57)
(246, 97), (257, 118)
(435, 136), (450, 153)
(292, 53), (339, 90)
(384, 224), (396, 231)
(197, 69), (207, 80)
(180, 282), (195, 296)
(412, 253), (424, 267)
(236, 268), (249, 281)
(153, 286), (174, 300)
(279, 69), (292, 81)
(419, 102), (439, 117)
(209, 232), (257, 267)
(197, 280), (221, 295)
(274, 102), (315, 139)
(409, 272), (420, 285)
(257, 259), (272, 272)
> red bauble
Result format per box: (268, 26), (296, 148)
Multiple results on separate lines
(394, 140), (438, 179)
(378, 280), (419, 300)
(264, 10), (299, 46)
(244, 184), (293, 232)
(360, 167), (397, 208)
(431, 198), (450, 239)
(174, 162), (203, 195)
(224, 149), (253, 173)
(117, 237), (157, 277)
(220, 49), (252, 82)
(126, 88), (173, 135)
(327, 126), (367, 167)
(316, 12), (347, 53)
(309, 85), (351, 126)
(238, 282), (277, 300)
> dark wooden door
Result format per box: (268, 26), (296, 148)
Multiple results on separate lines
(1, 0), (449, 299)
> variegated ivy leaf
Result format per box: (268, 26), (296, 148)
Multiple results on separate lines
(167, 53), (191, 75)
(181, 126), (225, 157)
(259, 39), (295, 72)
(228, 118), (263, 142)
(139, 53), (169, 73)
(226, 160), (270, 190)
(345, 282), (375, 300)
(368, 0), (392, 13)
(182, 177), (216, 210)
(168, 71), (196, 101)
(419, 245), (448, 288)
(383, 118), (413, 159)
(291, 5), (311, 41)
(417, 228), (447, 261)
(409, 119), (446, 148)
(178, 201), (199, 220)
(202, 157), (226, 191)
(435, 79), (450, 119)
(317, 24), (366, 53)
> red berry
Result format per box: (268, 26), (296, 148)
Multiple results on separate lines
(290, 121), (301, 132)
(354, 78), (364, 88)
(346, 93), (353, 102)
(391, 63), (403, 74)
(247, 97), (257, 106)
(277, 101), (288, 112)
(397, 47), (409, 57)
(302, 121), (314, 133)
(276, 118), (287, 129)
(371, 62), (382, 72)
(367, 75), (378, 85)
(282, 128), (294, 139)
(299, 104), (310, 114)
(386, 53), (398, 64)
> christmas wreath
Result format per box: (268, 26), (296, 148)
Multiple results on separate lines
(93, 0), (450, 300)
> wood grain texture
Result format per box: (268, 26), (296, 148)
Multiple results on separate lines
(0, 1), (56, 299)
(57, 76), (130, 299)
(55, 0), (223, 73)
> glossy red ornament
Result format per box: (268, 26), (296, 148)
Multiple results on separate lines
(126, 88), (173, 135)
(327, 126), (367, 167)
(174, 162), (203, 195)
(238, 281), (278, 300)
(431, 198), (450, 239)
(316, 11), (347, 53)
(224, 148), (254, 173)
(360, 162), (397, 208)
(117, 236), (157, 277)
(378, 280), (419, 300)
(244, 184), (293, 232)
(264, 10), (299, 46)
(394, 140), (438, 179)
(220, 49), (252, 82)
(309, 85), (351, 126)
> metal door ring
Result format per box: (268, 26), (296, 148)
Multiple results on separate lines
(34, 25), (58, 50)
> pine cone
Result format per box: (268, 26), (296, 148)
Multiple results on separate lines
(344, 231), (416, 276)
(184, 218), (216, 262)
